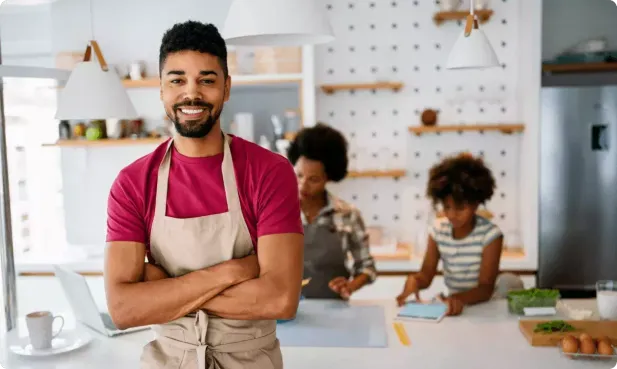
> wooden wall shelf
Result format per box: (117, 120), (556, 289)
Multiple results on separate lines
(42, 138), (167, 147)
(348, 170), (406, 178)
(320, 81), (404, 94)
(372, 243), (412, 261)
(409, 124), (524, 136)
(542, 62), (617, 74)
(433, 9), (494, 25)
(122, 73), (304, 88)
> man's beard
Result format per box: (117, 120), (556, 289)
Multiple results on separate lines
(168, 100), (222, 138)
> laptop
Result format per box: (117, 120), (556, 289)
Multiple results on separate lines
(53, 264), (150, 337)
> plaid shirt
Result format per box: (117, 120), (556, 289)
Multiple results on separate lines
(301, 193), (377, 282)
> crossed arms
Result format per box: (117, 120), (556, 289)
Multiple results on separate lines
(104, 233), (303, 330)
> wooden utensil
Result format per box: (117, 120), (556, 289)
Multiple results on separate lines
(393, 322), (411, 347)
(519, 320), (617, 347)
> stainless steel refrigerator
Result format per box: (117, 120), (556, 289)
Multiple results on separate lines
(539, 74), (617, 297)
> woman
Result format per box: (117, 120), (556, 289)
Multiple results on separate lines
(287, 123), (377, 299)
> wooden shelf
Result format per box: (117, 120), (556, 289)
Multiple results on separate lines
(433, 9), (494, 25)
(502, 249), (526, 259)
(122, 73), (303, 88)
(375, 247), (525, 263)
(347, 170), (406, 178)
(42, 137), (167, 147)
(372, 243), (412, 261)
(409, 124), (524, 136)
(437, 209), (494, 220)
(320, 81), (404, 95)
(542, 62), (617, 74)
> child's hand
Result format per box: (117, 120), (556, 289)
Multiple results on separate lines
(396, 276), (421, 306)
(437, 294), (464, 316)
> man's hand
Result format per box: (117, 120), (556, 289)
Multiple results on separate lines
(200, 233), (303, 320)
(329, 277), (352, 300)
(144, 263), (169, 281)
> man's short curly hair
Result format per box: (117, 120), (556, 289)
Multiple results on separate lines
(287, 123), (348, 182)
(426, 152), (496, 206)
(159, 21), (228, 77)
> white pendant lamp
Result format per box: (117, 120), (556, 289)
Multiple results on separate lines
(446, 0), (499, 70)
(55, 40), (137, 120)
(222, 0), (335, 46)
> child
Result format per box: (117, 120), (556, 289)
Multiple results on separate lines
(396, 153), (522, 316)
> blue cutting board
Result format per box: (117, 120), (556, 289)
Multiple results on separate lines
(276, 300), (388, 348)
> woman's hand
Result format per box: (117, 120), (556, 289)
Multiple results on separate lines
(329, 277), (352, 300)
(396, 276), (421, 306)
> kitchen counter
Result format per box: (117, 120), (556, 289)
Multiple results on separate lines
(13, 247), (537, 276)
(0, 291), (612, 369)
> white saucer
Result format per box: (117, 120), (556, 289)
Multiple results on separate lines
(9, 330), (92, 357)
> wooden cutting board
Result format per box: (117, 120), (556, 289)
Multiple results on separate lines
(519, 320), (617, 346)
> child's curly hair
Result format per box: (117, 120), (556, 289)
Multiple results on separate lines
(426, 152), (496, 206)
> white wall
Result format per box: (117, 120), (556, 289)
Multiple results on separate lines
(0, 3), (53, 60)
(316, 0), (542, 270)
(542, 0), (617, 61)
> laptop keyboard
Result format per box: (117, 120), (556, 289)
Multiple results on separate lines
(100, 312), (118, 330)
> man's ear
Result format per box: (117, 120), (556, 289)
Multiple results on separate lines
(224, 76), (232, 102)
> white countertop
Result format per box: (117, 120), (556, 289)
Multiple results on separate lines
(0, 298), (612, 369)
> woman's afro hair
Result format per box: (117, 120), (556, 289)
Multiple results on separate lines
(286, 123), (348, 182)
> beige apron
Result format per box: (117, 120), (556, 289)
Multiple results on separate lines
(140, 134), (283, 369)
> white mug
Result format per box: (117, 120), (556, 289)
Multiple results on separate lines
(25, 311), (64, 350)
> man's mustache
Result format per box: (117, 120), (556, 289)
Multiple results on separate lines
(173, 100), (213, 111)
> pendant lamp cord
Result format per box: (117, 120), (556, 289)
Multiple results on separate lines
(470, 0), (475, 17)
(89, 0), (95, 41)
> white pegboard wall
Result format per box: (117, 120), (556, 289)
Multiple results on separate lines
(316, 0), (525, 250)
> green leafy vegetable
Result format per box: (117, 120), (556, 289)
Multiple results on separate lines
(507, 288), (560, 315)
(533, 320), (575, 333)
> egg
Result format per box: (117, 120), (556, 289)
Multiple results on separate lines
(579, 333), (592, 341)
(561, 335), (579, 354)
(597, 336), (611, 345)
(580, 338), (596, 355)
(597, 340), (615, 356)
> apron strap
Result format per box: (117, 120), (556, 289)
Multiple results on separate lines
(220, 134), (242, 215)
(154, 139), (175, 219)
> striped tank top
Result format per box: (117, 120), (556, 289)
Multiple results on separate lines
(429, 215), (503, 294)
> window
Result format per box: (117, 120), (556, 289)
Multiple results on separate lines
(2, 77), (66, 260)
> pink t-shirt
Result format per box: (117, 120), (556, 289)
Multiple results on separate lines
(106, 135), (303, 261)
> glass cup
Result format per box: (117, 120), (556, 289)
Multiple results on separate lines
(596, 280), (617, 320)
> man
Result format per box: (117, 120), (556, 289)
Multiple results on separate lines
(104, 20), (304, 369)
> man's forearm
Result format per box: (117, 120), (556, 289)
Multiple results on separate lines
(107, 264), (239, 329)
(449, 285), (494, 305)
(200, 275), (299, 320)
